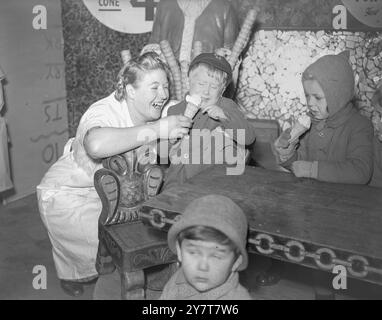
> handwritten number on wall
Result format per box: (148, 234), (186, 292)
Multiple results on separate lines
(44, 103), (63, 123)
(42, 142), (60, 164)
(45, 63), (63, 80)
(29, 99), (68, 165)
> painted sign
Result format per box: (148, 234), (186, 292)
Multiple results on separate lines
(342, 0), (382, 28)
(0, 0), (69, 202)
(82, 0), (159, 34)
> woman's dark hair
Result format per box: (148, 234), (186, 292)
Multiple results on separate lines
(114, 51), (170, 102)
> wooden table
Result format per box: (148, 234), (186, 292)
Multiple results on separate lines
(140, 165), (382, 285)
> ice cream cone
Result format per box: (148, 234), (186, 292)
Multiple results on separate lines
(289, 115), (311, 142)
(184, 94), (201, 119)
(184, 104), (199, 119)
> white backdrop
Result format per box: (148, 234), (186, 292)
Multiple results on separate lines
(0, 0), (68, 203)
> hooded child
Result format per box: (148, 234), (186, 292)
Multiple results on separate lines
(274, 51), (374, 184)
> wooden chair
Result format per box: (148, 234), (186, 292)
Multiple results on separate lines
(92, 119), (274, 299)
(94, 151), (177, 299)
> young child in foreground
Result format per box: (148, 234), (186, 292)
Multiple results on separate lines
(160, 194), (252, 300)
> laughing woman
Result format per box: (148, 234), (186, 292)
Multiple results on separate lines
(36, 52), (192, 297)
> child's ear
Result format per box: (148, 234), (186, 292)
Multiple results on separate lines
(175, 241), (183, 263)
(231, 254), (243, 272)
(125, 84), (136, 100)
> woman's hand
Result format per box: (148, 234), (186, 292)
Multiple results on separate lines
(156, 115), (192, 140)
(202, 105), (228, 121)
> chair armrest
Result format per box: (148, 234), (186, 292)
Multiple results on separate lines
(95, 151), (165, 226)
(94, 168), (120, 225)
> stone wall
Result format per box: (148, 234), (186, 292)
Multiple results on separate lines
(236, 31), (382, 131)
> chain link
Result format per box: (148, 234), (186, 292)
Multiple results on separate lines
(315, 248), (336, 271)
(252, 234), (275, 255)
(142, 214), (382, 281)
(347, 255), (369, 278)
(149, 209), (166, 228)
(285, 240), (305, 263)
(249, 232), (381, 280)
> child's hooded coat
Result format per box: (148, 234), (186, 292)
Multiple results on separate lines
(284, 52), (374, 184)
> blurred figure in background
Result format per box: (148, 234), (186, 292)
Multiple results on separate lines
(144, 0), (239, 63)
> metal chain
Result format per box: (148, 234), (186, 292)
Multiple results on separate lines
(249, 233), (382, 280)
(144, 210), (382, 281)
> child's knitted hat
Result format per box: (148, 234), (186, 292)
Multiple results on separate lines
(167, 194), (248, 271)
(188, 53), (233, 84)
